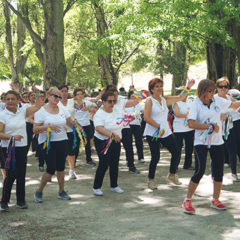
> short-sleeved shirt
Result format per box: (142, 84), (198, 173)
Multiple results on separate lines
(188, 96), (231, 146)
(58, 99), (75, 132)
(0, 102), (5, 112)
(93, 108), (123, 140)
(124, 103), (144, 126)
(0, 107), (27, 147)
(144, 96), (172, 138)
(34, 105), (70, 144)
(74, 99), (92, 126)
(173, 100), (193, 133)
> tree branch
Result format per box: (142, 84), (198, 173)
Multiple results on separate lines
(4, 0), (44, 47)
(63, 0), (78, 17)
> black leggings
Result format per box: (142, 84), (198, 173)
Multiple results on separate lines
(43, 140), (68, 175)
(174, 130), (194, 169)
(130, 125), (144, 160)
(75, 125), (93, 162)
(192, 144), (224, 183)
(1, 146), (28, 204)
(146, 134), (180, 179)
(93, 137), (120, 189)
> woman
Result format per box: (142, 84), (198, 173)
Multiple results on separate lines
(125, 91), (145, 163)
(58, 85), (77, 179)
(144, 78), (195, 190)
(33, 87), (73, 203)
(173, 92), (194, 170)
(0, 90), (43, 211)
(182, 79), (240, 214)
(107, 86), (140, 174)
(93, 91), (123, 196)
(73, 88), (96, 167)
(216, 77), (240, 181)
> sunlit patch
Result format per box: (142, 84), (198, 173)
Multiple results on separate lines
(126, 232), (146, 239)
(123, 202), (138, 208)
(69, 201), (86, 205)
(222, 229), (240, 239)
(10, 221), (27, 227)
(75, 174), (93, 180)
(136, 195), (165, 206)
(26, 163), (32, 167)
(26, 180), (40, 186)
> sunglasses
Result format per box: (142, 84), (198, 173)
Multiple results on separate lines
(51, 94), (62, 99)
(217, 85), (229, 89)
(106, 100), (117, 104)
(207, 89), (215, 94)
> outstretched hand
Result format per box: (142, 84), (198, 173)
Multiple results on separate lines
(187, 79), (195, 89)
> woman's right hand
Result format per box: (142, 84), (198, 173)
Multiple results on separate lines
(114, 134), (121, 143)
(49, 124), (61, 133)
(14, 135), (23, 141)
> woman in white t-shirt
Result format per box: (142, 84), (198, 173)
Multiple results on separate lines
(93, 91), (124, 196)
(144, 78), (195, 190)
(58, 85), (77, 180)
(182, 79), (240, 215)
(33, 87), (73, 204)
(0, 90), (44, 211)
(74, 88), (97, 167)
(215, 77), (240, 181)
(173, 93), (194, 170)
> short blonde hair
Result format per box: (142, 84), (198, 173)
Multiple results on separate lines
(216, 76), (230, 87)
(47, 87), (61, 97)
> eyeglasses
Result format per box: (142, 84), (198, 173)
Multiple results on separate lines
(207, 89), (215, 94)
(106, 100), (117, 104)
(217, 85), (229, 89)
(51, 94), (62, 99)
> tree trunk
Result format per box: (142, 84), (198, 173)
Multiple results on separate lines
(171, 42), (188, 94)
(206, 42), (236, 86)
(42, 0), (66, 89)
(232, 19), (240, 81)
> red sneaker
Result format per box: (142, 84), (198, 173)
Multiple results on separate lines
(210, 200), (227, 210)
(182, 200), (195, 214)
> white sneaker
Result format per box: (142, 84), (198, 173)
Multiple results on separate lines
(69, 170), (77, 180)
(93, 188), (103, 196)
(139, 159), (145, 163)
(111, 186), (124, 193)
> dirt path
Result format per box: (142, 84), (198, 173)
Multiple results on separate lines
(0, 141), (240, 240)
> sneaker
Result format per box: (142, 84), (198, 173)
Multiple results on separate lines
(34, 190), (43, 203)
(210, 199), (227, 210)
(58, 190), (71, 200)
(148, 180), (157, 190)
(182, 200), (195, 214)
(69, 170), (77, 180)
(39, 166), (44, 172)
(111, 186), (124, 193)
(0, 202), (9, 212)
(139, 159), (145, 163)
(93, 188), (103, 196)
(129, 166), (140, 174)
(86, 160), (96, 167)
(232, 174), (240, 182)
(224, 163), (229, 167)
(167, 174), (182, 185)
(16, 201), (28, 209)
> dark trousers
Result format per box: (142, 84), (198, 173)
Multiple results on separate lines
(75, 125), (93, 163)
(130, 125), (144, 160)
(225, 128), (240, 174)
(26, 122), (33, 153)
(146, 134), (180, 179)
(121, 128), (135, 167)
(1, 146), (28, 204)
(192, 144), (224, 183)
(36, 142), (45, 167)
(93, 137), (121, 189)
(174, 130), (194, 169)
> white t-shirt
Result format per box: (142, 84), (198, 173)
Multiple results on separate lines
(0, 102), (5, 112)
(188, 96), (232, 146)
(114, 96), (129, 129)
(124, 103), (144, 126)
(58, 99), (74, 132)
(74, 99), (92, 126)
(0, 107), (27, 147)
(34, 105), (70, 144)
(143, 96), (172, 138)
(173, 100), (193, 133)
(93, 108), (123, 140)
